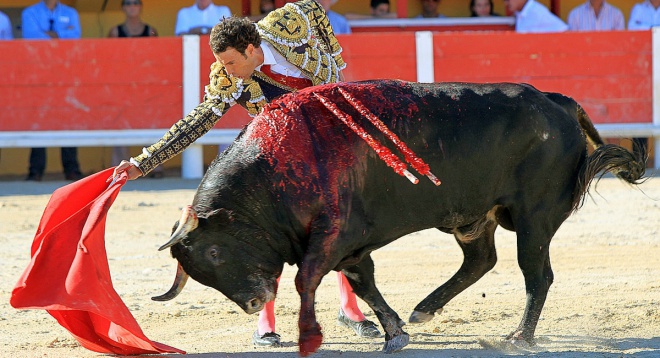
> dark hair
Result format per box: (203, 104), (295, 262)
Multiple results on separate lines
(469, 0), (495, 17)
(209, 17), (261, 54)
(370, 0), (390, 9)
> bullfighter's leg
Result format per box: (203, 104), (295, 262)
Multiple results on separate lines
(506, 219), (554, 344)
(342, 255), (409, 354)
(409, 215), (498, 323)
(254, 276), (282, 347)
(337, 271), (382, 338)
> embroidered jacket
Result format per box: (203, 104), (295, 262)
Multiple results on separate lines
(132, 0), (345, 175)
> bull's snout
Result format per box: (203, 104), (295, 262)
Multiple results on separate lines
(245, 298), (265, 314)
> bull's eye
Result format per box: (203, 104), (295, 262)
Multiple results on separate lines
(205, 245), (225, 266)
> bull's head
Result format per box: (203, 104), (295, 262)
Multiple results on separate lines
(152, 205), (282, 314)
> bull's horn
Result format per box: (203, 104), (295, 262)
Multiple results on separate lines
(158, 205), (199, 251)
(151, 262), (189, 301)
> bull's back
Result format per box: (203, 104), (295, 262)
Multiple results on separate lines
(233, 80), (589, 241)
(316, 81), (587, 238)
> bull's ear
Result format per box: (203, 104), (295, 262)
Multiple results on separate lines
(204, 208), (234, 225)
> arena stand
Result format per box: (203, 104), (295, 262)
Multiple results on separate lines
(0, 27), (658, 178)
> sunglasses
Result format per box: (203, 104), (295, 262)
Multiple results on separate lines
(122, 1), (142, 5)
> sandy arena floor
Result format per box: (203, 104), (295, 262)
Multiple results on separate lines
(1, 174), (658, 357)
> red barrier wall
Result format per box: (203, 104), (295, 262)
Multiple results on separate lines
(0, 37), (183, 131)
(0, 31), (652, 133)
(433, 31), (652, 124)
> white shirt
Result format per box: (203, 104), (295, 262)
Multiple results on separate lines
(175, 2), (231, 35)
(628, 0), (660, 30)
(568, 1), (625, 31)
(0, 11), (12, 40)
(515, 0), (568, 33)
(258, 42), (305, 78)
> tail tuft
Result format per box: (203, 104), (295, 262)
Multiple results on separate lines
(571, 144), (647, 214)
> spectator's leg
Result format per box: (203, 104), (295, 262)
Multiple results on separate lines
(112, 147), (129, 166)
(61, 147), (82, 180)
(27, 148), (46, 181)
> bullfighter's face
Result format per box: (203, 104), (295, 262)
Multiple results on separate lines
(214, 44), (260, 80)
(167, 209), (283, 314)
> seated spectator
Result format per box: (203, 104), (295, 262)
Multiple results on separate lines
(470, 0), (499, 17)
(318, 0), (351, 34)
(249, 0), (275, 22)
(175, 0), (231, 36)
(22, 0), (83, 181)
(415, 0), (445, 18)
(108, 0), (158, 37)
(346, 0), (397, 19)
(0, 10), (12, 39)
(109, 0), (164, 178)
(568, 0), (625, 31)
(628, 0), (660, 30)
(503, 0), (568, 33)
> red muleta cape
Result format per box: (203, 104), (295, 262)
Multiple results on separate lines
(10, 168), (185, 355)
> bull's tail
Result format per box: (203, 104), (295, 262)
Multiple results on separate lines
(570, 105), (647, 213)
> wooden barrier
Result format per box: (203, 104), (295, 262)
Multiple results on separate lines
(0, 30), (657, 178)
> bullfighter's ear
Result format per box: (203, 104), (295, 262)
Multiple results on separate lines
(204, 208), (234, 224)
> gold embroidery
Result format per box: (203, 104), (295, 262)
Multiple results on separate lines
(131, 0), (346, 175)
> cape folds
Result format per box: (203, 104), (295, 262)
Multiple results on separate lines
(10, 168), (184, 355)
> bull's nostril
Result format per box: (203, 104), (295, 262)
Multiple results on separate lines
(247, 298), (263, 312)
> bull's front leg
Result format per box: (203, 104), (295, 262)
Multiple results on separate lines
(342, 255), (409, 353)
(295, 257), (329, 356)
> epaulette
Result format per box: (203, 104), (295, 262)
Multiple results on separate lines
(205, 62), (268, 117)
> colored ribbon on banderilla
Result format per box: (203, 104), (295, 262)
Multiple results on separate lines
(312, 90), (441, 186)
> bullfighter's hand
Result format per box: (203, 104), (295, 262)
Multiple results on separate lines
(111, 160), (143, 181)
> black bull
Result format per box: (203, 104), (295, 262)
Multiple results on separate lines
(153, 80), (645, 355)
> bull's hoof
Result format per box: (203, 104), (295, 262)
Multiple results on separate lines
(298, 325), (323, 357)
(505, 330), (535, 346)
(408, 308), (442, 324)
(382, 333), (410, 354)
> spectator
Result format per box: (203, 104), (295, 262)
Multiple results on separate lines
(112, 0), (380, 348)
(22, 0), (83, 181)
(0, 10), (12, 39)
(317, 0), (351, 34)
(108, 0), (158, 37)
(503, 0), (568, 33)
(249, 0), (276, 22)
(628, 0), (659, 160)
(346, 0), (397, 19)
(628, 0), (660, 30)
(470, 0), (499, 17)
(109, 0), (164, 178)
(416, 0), (445, 19)
(568, 0), (625, 31)
(175, 0), (231, 36)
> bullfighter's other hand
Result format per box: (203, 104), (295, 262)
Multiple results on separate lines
(111, 160), (143, 182)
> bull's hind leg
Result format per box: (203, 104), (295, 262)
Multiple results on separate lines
(506, 217), (555, 344)
(341, 254), (409, 354)
(409, 214), (498, 323)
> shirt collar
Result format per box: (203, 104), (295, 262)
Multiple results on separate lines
(518, 0), (535, 16)
(259, 42), (277, 68)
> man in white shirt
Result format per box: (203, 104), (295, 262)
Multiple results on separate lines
(0, 11), (12, 39)
(568, 0), (625, 31)
(504, 0), (568, 33)
(628, 0), (660, 30)
(175, 0), (231, 35)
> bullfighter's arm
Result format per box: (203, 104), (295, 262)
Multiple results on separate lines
(130, 99), (229, 176)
